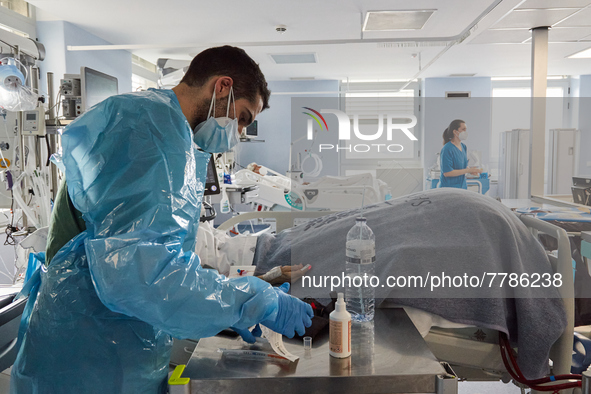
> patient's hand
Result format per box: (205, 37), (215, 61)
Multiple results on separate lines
(258, 264), (309, 285)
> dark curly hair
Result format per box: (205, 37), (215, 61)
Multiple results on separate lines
(181, 46), (271, 110)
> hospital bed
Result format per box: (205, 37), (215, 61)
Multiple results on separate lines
(0, 291), (27, 372)
(233, 169), (390, 211)
(216, 209), (578, 393)
(4, 205), (581, 391)
(423, 214), (574, 390)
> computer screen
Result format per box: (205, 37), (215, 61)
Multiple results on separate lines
(572, 176), (591, 206)
(204, 154), (220, 196)
(81, 67), (119, 112)
(246, 120), (258, 137)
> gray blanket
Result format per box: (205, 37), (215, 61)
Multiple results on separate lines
(253, 188), (567, 379)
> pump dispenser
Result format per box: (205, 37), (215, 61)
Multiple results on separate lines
(329, 293), (351, 358)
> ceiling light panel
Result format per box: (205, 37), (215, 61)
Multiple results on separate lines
(492, 8), (578, 29)
(270, 53), (317, 64)
(567, 47), (591, 58)
(363, 10), (436, 31)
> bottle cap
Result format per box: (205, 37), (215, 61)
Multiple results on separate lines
(335, 292), (346, 312)
(356, 217), (366, 222)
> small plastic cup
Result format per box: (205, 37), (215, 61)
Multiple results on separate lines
(303, 336), (312, 350)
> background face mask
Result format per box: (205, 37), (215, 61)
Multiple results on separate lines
(458, 131), (468, 141)
(193, 87), (239, 153)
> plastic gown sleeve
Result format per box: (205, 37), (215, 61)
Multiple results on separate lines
(61, 91), (278, 339)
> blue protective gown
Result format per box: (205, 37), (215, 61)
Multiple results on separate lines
(11, 89), (279, 393)
(439, 141), (468, 189)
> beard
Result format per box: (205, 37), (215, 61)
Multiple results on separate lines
(192, 95), (229, 127)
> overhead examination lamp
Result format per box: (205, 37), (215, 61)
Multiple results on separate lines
(0, 57), (38, 112)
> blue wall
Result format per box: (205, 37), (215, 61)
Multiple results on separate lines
(36, 21), (66, 99)
(422, 77), (492, 180)
(63, 23), (132, 94)
(238, 80), (340, 176)
(578, 75), (591, 176)
(37, 21), (132, 101)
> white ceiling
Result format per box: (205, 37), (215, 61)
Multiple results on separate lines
(29, 0), (591, 81)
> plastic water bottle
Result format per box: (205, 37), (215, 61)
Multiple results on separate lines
(345, 217), (375, 322)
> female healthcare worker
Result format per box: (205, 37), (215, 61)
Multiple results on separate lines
(11, 46), (313, 394)
(439, 119), (482, 189)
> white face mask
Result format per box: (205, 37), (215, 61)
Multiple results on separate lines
(192, 87), (240, 153)
(458, 131), (468, 141)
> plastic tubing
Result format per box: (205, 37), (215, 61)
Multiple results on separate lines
(301, 153), (322, 178)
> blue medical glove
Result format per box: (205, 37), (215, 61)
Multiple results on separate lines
(230, 324), (262, 344)
(261, 283), (313, 338)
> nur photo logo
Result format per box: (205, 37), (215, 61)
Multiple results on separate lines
(302, 107), (418, 153)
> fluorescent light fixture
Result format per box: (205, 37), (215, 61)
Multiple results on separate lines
(449, 73), (477, 77)
(0, 22), (28, 38)
(363, 10), (436, 31)
(269, 53), (317, 64)
(567, 47), (591, 58)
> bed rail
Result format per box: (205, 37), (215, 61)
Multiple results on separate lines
(517, 214), (575, 381)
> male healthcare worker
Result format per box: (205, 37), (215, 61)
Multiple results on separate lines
(11, 46), (313, 393)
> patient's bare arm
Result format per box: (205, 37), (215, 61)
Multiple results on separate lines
(257, 264), (307, 285)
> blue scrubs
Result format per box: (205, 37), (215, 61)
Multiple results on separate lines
(439, 141), (468, 189)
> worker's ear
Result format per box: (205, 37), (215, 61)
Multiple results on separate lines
(214, 76), (233, 98)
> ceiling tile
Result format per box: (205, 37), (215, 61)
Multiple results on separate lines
(23, 0), (591, 80)
(517, 0), (591, 9)
(492, 8), (578, 29)
(549, 27), (591, 41)
(554, 7), (591, 26)
(469, 29), (531, 44)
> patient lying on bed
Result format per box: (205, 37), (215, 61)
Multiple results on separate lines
(196, 188), (567, 380)
(195, 221), (308, 284)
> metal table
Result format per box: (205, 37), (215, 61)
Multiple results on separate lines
(177, 308), (453, 394)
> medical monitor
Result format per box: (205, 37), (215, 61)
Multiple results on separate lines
(246, 120), (258, 137)
(80, 67), (118, 112)
(204, 154), (221, 196)
(572, 176), (591, 206)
